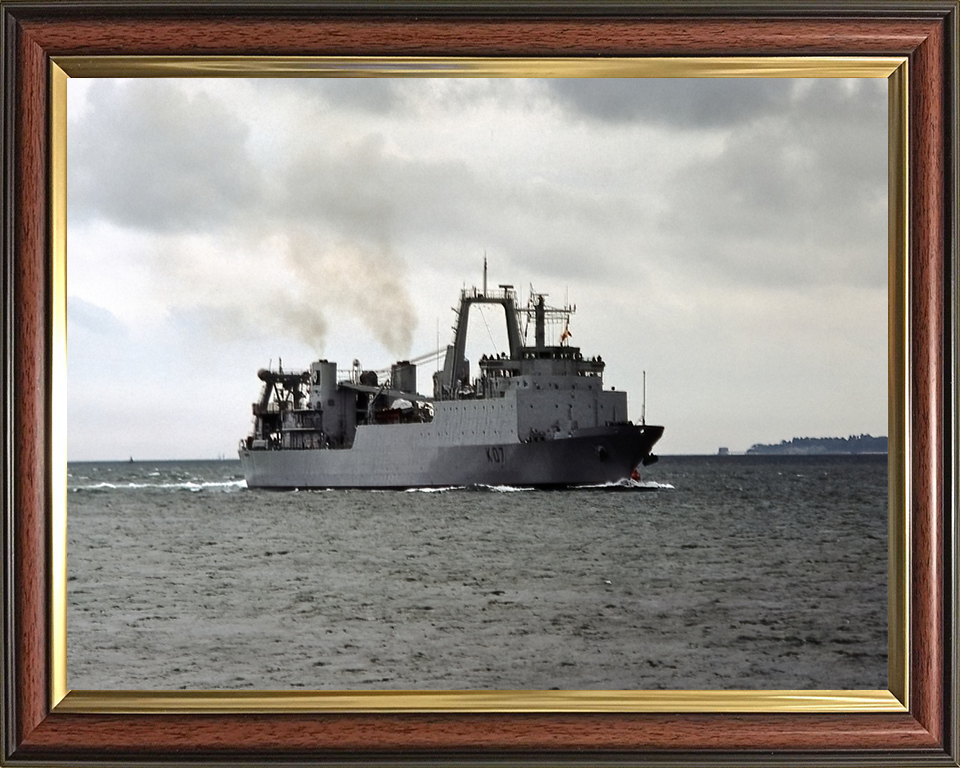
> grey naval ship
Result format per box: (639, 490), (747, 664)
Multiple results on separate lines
(239, 272), (663, 489)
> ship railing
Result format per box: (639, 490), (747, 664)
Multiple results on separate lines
(461, 285), (517, 302)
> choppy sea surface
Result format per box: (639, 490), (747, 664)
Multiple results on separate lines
(67, 454), (887, 691)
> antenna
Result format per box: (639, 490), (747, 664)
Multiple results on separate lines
(483, 254), (488, 295)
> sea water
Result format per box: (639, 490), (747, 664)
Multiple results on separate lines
(66, 454), (887, 691)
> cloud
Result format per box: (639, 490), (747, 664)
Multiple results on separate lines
(244, 77), (408, 115)
(119, 227), (415, 358)
(657, 78), (887, 288)
(67, 296), (127, 337)
(544, 78), (793, 128)
(264, 77), (536, 120)
(69, 77), (885, 355)
(67, 77), (888, 456)
(69, 79), (262, 232)
(69, 81), (425, 357)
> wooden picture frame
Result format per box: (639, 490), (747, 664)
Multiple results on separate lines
(2, 2), (957, 765)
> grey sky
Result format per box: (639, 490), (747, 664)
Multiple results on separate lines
(67, 76), (887, 460)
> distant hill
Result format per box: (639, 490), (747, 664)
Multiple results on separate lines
(746, 434), (888, 455)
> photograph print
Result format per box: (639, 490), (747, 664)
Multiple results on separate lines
(65, 75), (889, 691)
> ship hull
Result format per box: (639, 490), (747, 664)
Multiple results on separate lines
(240, 423), (663, 489)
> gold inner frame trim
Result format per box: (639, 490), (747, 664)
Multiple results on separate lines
(55, 55), (902, 79)
(49, 55), (909, 715)
(886, 62), (910, 710)
(50, 62), (69, 708)
(55, 689), (904, 714)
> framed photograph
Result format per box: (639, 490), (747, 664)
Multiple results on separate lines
(2, 2), (957, 765)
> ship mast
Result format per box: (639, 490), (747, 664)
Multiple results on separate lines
(642, 370), (646, 425)
(534, 294), (546, 348)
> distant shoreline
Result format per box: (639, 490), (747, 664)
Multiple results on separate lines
(744, 434), (888, 456)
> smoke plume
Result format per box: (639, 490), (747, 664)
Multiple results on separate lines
(149, 228), (416, 359)
(284, 232), (416, 356)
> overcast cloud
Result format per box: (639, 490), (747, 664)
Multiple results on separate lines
(546, 78), (793, 127)
(68, 76), (887, 460)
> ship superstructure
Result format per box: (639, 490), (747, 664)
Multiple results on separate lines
(239, 272), (662, 488)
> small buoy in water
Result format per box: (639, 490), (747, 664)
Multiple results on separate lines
(630, 468), (641, 482)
